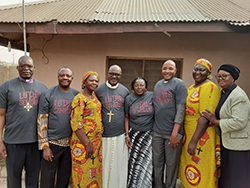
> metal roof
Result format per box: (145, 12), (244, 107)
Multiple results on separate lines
(0, 0), (249, 25)
(90, 0), (210, 23)
(189, 0), (250, 23)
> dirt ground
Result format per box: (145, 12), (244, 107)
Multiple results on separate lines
(0, 175), (181, 188)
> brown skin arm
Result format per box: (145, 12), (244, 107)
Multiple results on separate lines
(43, 148), (54, 162)
(201, 109), (220, 126)
(188, 117), (209, 155)
(75, 128), (94, 159)
(0, 109), (7, 159)
(169, 123), (181, 147)
(124, 114), (131, 148)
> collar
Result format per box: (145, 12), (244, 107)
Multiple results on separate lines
(163, 77), (174, 84)
(18, 76), (34, 83)
(221, 83), (237, 94)
(106, 81), (119, 89)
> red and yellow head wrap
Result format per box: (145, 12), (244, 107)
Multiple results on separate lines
(195, 58), (213, 79)
(81, 71), (100, 89)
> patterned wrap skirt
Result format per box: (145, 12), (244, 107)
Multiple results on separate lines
(127, 129), (153, 188)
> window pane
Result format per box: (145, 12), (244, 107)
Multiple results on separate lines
(108, 58), (183, 93)
(109, 59), (142, 92)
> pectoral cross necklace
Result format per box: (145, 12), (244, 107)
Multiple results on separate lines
(20, 80), (34, 111)
(106, 87), (117, 123)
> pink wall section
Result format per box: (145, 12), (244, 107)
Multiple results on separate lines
(28, 32), (250, 97)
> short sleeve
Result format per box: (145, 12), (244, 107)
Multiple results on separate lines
(199, 82), (220, 113)
(175, 80), (187, 104)
(38, 92), (50, 114)
(124, 96), (129, 115)
(0, 84), (7, 109)
(71, 95), (85, 132)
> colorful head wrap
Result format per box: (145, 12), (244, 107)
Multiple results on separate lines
(195, 58), (213, 79)
(217, 64), (240, 80)
(81, 71), (100, 89)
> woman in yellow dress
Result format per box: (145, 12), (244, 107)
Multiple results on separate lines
(70, 71), (103, 188)
(178, 58), (221, 188)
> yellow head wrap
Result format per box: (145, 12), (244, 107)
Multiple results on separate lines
(195, 58), (213, 79)
(81, 71), (100, 89)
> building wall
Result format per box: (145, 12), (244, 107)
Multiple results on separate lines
(28, 32), (250, 97)
(0, 66), (18, 85)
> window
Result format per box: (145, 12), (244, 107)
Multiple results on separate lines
(107, 57), (183, 92)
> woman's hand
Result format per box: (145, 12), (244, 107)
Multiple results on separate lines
(201, 109), (219, 126)
(126, 136), (132, 148)
(169, 134), (180, 147)
(85, 143), (94, 159)
(187, 140), (197, 155)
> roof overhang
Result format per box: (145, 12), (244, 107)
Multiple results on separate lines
(0, 21), (249, 51)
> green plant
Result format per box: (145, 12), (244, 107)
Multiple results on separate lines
(0, 158), (5, 166)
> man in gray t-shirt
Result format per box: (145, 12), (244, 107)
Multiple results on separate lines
(37, 67), (78, 188)
(153, 60), (187, 188)
(95, 65), (129, 188)
(0, 56), (47, 188)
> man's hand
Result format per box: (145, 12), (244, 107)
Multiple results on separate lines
(43, 148), (54, 162)
(0, 142), (7, 159)
(169, 134), (180, 147)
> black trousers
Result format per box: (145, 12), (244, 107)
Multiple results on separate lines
(5, 142), (41, 188)
(40, 144), (71, 188)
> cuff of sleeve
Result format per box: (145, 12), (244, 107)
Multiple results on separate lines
(40, 142), (49, 150)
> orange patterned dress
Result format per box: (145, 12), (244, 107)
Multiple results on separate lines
(178, 81), (221, 188)
(70, 93), (103, 188)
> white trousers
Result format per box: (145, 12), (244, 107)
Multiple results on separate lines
(102, 134), (128, 188)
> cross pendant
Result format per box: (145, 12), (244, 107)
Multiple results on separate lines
(107, 111), (114, 122)
(24, 102), (33, 111)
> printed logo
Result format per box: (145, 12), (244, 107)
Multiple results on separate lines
(54, 100), (72, 114)
(132, 101), (153, 114)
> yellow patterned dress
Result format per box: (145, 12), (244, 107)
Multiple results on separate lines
(178, 81), (221, 188)
(70, 93), (103, 188)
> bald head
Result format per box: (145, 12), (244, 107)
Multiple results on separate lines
(109, 65), (122, 73)
(108, 65), (122, 86)
(18, 56), (34, 66)
(162, 60), (176, 68)
(57, 67), (74, 78)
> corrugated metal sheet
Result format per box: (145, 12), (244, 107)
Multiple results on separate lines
(0, 0), (249, 24)
(188, 0), (250, 22)
(0, 0), (103, 23)
(90, 0), (211, 23)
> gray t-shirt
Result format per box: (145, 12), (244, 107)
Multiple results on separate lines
(153, 77), (187, 135)
(38, 86), (79, 140)
(0, 77), (47, 144)
(95, 83), (130, 137)
(125, 91), (154, 132)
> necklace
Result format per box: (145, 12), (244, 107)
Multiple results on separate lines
(20, 80), (34, 111)
(106, 86), (118, 123)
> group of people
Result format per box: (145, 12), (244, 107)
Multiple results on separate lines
(0, 55), (249, 188)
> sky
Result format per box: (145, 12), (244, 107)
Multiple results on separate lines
(0, 0), (41, 64)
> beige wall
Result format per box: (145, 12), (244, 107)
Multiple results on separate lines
(0, 66), (18, 85)
(28, 32), (250, 97)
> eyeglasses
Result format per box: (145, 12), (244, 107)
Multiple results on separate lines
(18, 65), (34, 69)
(215, 74), (231, 79)
(108, 72), (121, 77)
(134, 85), (145, 88)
